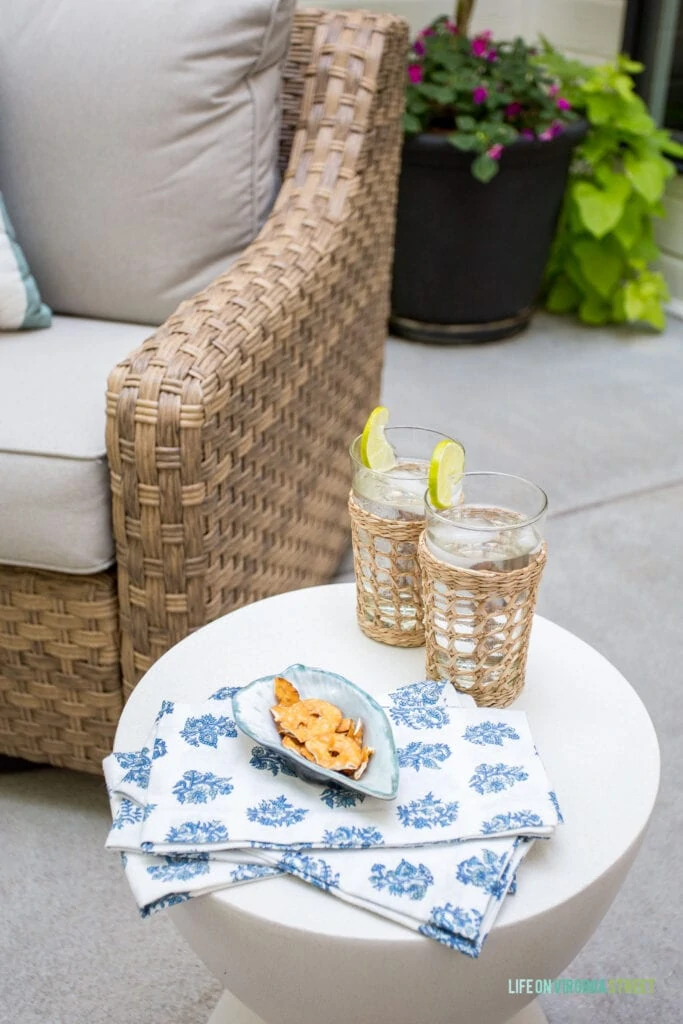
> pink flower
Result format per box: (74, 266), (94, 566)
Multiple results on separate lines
(487, 48), (498, 61)
(521, 129), (535, 140)
(539, 121), (564, 141)
(413, 39), (425, 56)
(472, 86), (488, 105)
(445, 19), (459, 33)
(487, 144), (504, 160)
(408, 64), (423, 84)
(548, 83), (559, 97)
(471, 32), (492, 57)
(556, 97), (571, 111)
(505, 102), (522, 118)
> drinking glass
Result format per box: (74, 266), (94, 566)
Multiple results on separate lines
(419, 472), (547, 705)
(348, 427), (460, 646)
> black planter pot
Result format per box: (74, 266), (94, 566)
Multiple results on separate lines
(390, 121), (586, 343)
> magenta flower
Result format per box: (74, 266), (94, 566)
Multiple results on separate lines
(408, 64), (423, 84)
(445, 19), (459, 33)
(521, 128), (535, 140)
(487, 144), (504, 160)
(413, 39), (425, 56)
(472, 86), (488, 105)
(505, 102), (522, 118)
(487, 48), (498, 62)
(556, 97), (571, 111)
(471, 32), (492, 57)
(539, 121), (564, 141)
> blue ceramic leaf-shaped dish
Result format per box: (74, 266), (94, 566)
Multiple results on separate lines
(232, 664), (399, 800)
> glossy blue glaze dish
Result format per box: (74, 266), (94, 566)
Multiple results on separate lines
(232, 663), (399, 800)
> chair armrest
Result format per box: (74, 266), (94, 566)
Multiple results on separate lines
(106, 9), (409, 696)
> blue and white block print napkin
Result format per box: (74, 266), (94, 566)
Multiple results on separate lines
(105, 680), (562, 956)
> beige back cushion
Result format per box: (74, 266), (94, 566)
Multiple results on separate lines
(0, 0), (295, 325)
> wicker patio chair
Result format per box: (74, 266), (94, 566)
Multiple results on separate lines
(0, 9), (409, 773)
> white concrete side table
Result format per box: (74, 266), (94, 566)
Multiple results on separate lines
(114, 584), (660, 1024)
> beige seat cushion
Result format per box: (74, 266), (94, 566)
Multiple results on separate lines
(0, 317), (151, 573)
(0, 0), (294, 326)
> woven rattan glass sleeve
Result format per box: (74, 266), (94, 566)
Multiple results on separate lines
(106, 11), (409, 698)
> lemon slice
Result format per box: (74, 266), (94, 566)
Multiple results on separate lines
(428, 439), (465, 509)
(359, 406), (396, 471)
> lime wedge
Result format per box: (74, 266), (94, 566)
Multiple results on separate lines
(359, 406), (396, 471)
(428, 439), (465, 509)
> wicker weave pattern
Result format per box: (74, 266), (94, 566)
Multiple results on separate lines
(0, 11), (408, 769)
(106, 11), (409, 698)
(419, 535), (547, 708)
(348, 494), (425, 646)
(0, 566), (121, 772)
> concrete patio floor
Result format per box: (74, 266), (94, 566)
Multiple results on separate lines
(380, 312), (682, 1024)
(2, 312), (681, 1023)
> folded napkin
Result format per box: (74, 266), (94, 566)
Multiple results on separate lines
(105, 680), (562, 956)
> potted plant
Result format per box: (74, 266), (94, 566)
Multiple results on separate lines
(390, 1), (585, 342)
(540, 48), (683, 331)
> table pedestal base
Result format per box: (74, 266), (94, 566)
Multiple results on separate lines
(507, 1002), (549, 1024)
(207, 991), (263, 1024)
(207, 989), (549, 1024)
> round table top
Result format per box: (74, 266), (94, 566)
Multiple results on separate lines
(115, 583), (660, 943)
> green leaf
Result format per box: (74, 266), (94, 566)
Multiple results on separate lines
(586, 93), (618, 125)
(403, 112), (421, 133)
(641, 300), (666, 331)
(545, 275), (580, 313)
(618, 56), (644, 75)
(419, 83), (454, 104)
(611, 287), (627, 323)
(658, 133), (683, 158)
(613, 74), (635, 101)
(622, 280), (644, 321)
(614, 104), (655, 135)
(564, 253), (589, 290)
(448, 132), (480, 152)
(578, 294), (610, 325)
(624, 152), (667, 204)
(629, 233), (660, 264)
(593, 163), (633, 199)
(613, 199), (643, 252)
(620, 275), (667, 327)
(409, 94), (430, 115)
(651, 270), (670, 300)
(572, 181), (627, 238)
(456, 115), (476, 132)
(572, 238), (623, 298)
(471, 152), (499, 183)
(580, 129), (621, 165)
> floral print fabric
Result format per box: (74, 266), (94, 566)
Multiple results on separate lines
(105, 681), (561, 955)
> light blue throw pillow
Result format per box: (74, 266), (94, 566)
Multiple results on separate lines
(0, 192), (51, 329)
